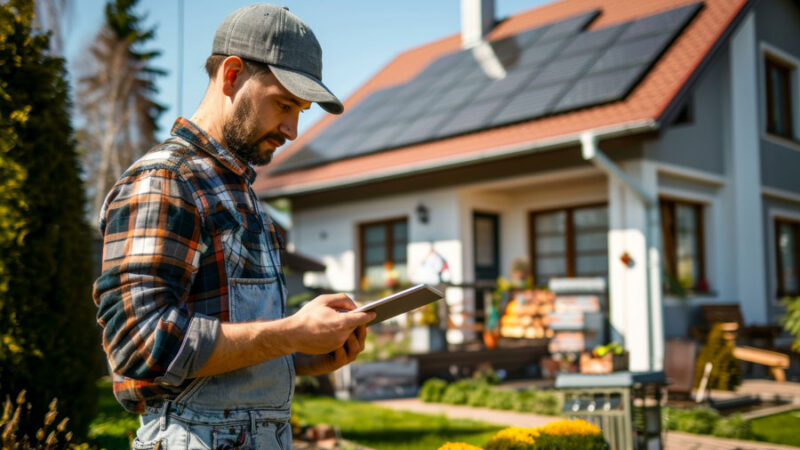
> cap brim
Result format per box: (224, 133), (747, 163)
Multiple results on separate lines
(269, 65), (344, 115)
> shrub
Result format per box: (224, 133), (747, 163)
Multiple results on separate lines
(419, 378), (448, 403)
(442, 380), (484, 405)
(467, 385), (493, 408)
(664, 407), (721, 435)
(485, 390), (516, 411)
(419, 381), (563, 416)
(0, 0), (101, 440)
(712, 414), (753, 440)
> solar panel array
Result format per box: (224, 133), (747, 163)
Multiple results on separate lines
(276, 2), (703, 173)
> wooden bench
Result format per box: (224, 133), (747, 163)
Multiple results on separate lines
(732, 346), (790, 383)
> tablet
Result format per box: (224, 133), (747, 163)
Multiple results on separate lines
(353, 284), (444, 326)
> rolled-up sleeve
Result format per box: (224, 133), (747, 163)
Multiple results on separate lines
(93, 167), (219, 385)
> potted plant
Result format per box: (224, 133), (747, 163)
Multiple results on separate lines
(580, 342), (628, 374)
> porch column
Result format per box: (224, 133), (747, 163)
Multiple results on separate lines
(607, 160), (664, 371)
(726, 11), (767, 324)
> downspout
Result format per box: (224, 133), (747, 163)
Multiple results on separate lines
(580, 132), (662, 372)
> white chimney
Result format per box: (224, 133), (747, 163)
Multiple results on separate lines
(461, 0), (495, 49)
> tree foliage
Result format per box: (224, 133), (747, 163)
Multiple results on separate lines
(77, 0), (166, 220)
(0, 0), (101, 440)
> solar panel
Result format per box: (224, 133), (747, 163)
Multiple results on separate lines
(560, 23), (628, 57)
(537, 10), (601, 43)
(552, 65), (644, 113)
(388, 110), (454, 148)
(436, 98), (506, 137)
(274, 2), (703, 173)
(529, 52), (598, 87)
(515, 38), (571, 68)
(427, 79), (491, 113)
(491, 82), (570, 126)
(588, 31), (676, 74)
(475, 66), (540, 101)
(618, 2), (702, 42)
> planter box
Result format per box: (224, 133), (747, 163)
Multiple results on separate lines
(579, 352), (629, 374)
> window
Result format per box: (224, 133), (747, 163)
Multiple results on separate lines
(660, 199), (706, 292)
(765, 54), (795, 140)
(359, 218), (408, 290)
(776, 218), (800, 297)
(530, 205), (608, 284)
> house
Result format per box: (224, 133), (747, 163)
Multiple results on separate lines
(254, 0), (800, 372)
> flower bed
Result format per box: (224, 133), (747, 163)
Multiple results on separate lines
(440, 419), (606, 450)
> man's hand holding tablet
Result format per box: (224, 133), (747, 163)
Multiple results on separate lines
(351, 284), (444, 326)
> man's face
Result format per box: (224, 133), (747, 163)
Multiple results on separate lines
(222, 72), (310, 166)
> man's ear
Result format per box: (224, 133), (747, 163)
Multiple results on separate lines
(220, 56), (244, 98)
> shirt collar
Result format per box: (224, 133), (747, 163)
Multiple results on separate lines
(170, 117), (257, 184)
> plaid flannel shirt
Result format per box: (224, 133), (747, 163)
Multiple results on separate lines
(93, 117), (285, 413)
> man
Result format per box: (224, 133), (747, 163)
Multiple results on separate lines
(93, 4), (374, 448)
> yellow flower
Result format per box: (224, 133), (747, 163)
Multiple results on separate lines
(485, 427), (539, 450)
(438, 442), (483, 450)
(538, 419), (601, 436)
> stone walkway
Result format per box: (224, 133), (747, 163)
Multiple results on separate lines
(372, 398), (799, 450)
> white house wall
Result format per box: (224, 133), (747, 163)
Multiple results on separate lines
(293, 188), (463, 293)
(458, 168), (607, 284)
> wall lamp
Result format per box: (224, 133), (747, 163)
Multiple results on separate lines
(416, 203), (429, 224)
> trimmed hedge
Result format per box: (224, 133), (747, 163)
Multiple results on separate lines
(420, 378), (562, 416)
(663, 407), (753, 440)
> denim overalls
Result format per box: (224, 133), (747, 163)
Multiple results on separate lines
(133, 187), (294, 449)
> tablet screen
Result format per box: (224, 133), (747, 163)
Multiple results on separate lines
(353, 284), (443, 326)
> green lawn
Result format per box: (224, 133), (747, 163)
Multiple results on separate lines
(86, 378), (138, 449)
(293, 395), (502, 449)
(89, 380), (502, 450)
(750, 409), (800, 447)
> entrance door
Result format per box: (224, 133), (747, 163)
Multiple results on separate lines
(474, 212), (500, 281)
(473, 212), (499, 325)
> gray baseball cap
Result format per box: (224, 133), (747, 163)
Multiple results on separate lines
(213, 3), (344, 114)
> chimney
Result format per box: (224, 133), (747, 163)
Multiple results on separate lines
(461, 0), (495, 49)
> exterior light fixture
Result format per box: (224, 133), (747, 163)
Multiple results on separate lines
(416, 203), (429, 224)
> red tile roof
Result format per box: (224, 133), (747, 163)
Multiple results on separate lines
(254, 0), (748, 197)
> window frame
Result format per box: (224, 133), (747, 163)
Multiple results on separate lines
(659, 197), (707, 292)
(775, 217), (800, 298)
(765, 53), (795, 140)
(528, 202), (609, 282)
(358, 216), (408, 290)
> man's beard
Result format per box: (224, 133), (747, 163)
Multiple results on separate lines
(222, 95), (285, 166)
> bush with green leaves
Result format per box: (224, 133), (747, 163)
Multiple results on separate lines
(781, 297), (800, 351)
(663, 407), (720, 435)
(0, 0), (101, 441)
(712, 414), (753, 440)
(419, 378), (448, 403)
(485, 390), (516, 411)
(442, 380), (484, 405)
(466, 384), (492, 408)
(421, 379), (562, 416)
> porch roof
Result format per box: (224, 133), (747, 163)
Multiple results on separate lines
(254, 0), (749, 199)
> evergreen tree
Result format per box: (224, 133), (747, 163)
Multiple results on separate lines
(0, 0), (101, 441)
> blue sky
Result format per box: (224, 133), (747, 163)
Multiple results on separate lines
(64, 0), (549, 140)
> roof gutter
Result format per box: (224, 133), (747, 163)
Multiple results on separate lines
(261, 119), (658, 199)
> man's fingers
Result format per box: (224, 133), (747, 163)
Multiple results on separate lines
(320, 293), (358, 311)
(356, 324), (367, 345)
(342, 311), (376, 328)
